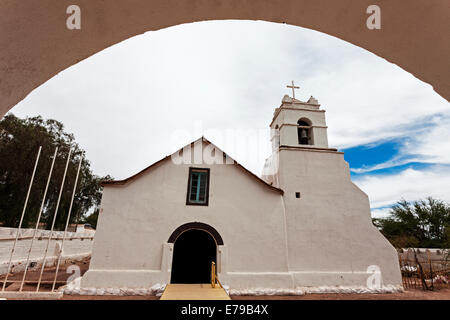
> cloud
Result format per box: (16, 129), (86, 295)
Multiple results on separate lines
(7, 20), (449, 187)
(354, 166), (450, 211)
(371, 207), (392, 219)
(349, 113), (450, 175)
(401, 114), (450, 165)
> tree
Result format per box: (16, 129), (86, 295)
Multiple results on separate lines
(373, 197), (450, 248)
(0, 114), (112, 230)
(83, 208), (100, 229)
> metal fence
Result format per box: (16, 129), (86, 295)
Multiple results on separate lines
(399, 249), (450, 290)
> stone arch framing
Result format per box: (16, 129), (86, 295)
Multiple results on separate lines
(168, 222), (224, 246)
(0, 0), (449, 118)
(298, 117), (312, 126)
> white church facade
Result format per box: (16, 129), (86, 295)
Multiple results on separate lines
(80, 92), (402, 292)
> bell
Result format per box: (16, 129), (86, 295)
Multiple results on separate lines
(300, 129), (309, 145)
(301, 129), (308, 139)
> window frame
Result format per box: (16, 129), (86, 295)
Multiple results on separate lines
(186, 167), (210, 206)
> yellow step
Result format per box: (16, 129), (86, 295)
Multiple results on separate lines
(160, 284), (231, 300)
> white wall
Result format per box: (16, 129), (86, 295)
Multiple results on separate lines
(82, 141), (289, 288)
(278, 148), (402, 286)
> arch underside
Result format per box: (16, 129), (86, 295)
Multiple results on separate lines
(0, 0), (449, 118)
(168, 222), (224, 246)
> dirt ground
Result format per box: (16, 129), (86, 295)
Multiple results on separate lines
(231, 289), (450, 300)
(60, 289), (450, 300)
(1, 258), (449, 300)
(0, 256), (91, 292)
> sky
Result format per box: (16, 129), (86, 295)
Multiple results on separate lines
(7, 20), (450, 218)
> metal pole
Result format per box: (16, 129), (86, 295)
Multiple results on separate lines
(1, 146), (42, 292)
(18, 147), (58, 291)
(52, 158), (82, 292)
(211, 261), (215, 288)
(36, 148), (62, 292)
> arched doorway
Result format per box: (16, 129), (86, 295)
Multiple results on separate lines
(170, 229), (217, 283)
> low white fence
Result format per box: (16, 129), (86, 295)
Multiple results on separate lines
(0, 227), (94, 275)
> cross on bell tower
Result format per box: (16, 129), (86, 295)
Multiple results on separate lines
(286, 81), (300, 100)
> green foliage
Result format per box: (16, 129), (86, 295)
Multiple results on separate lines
(373, 197), (450, 248)
(82, 208), (100, 229)
(0, 114), (112, 230)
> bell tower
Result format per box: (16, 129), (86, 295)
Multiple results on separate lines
(263, 83), (332, 187)
(270, 82), (329, 151)
(262, 84), (401, 288)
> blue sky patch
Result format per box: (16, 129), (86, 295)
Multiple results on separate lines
(342, 137), (441, 179)
(351, 162), (434, 179)
(343, 139), (402, 169)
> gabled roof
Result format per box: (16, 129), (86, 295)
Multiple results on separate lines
(102, 137), (284, 195)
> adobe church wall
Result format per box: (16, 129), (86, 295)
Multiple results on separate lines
(80, 137), (402, 289)
(278, 148), (402, 286)
(82, 158), (289, 288)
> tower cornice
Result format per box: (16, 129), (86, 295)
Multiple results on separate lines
(270, 107), (325, 127)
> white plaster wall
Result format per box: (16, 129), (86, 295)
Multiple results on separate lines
(281, 108), (327, 127)
(311, 127), (329, 147)
(82, 145), (289, 288)
(0, 227), (94, 239)
(277, 148), (402, 286)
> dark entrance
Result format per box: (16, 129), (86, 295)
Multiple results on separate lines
(170, 229), (217, 284)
